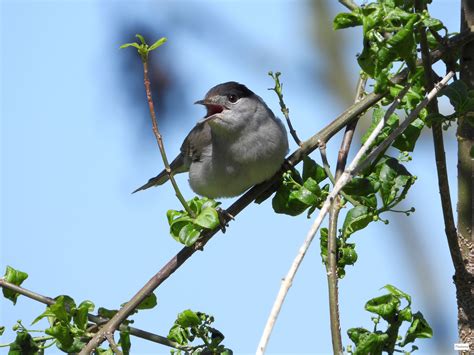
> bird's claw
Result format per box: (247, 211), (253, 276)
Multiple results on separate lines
(216, 207), (234, 233)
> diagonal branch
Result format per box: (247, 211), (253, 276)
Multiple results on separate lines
(0, 279), (185, 350)
(256, 72), (453, 353)
(79, 32), (472, 354)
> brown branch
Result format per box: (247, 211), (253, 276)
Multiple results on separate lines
(80, 32), (474, 354)
(416, 0), (463, 273)
(105, 333), (123, 355)
(268, 71), (302, 146)
(326, 76), (367, 355)
(0, 279), (184, 350)
(338, 0), (358, 11)
(143, 61), (195, 217)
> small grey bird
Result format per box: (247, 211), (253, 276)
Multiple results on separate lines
(133, 81), (289, 198)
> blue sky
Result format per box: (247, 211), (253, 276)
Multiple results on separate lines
(1, 1), (462, 354)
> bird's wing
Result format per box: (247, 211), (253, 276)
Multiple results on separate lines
(132, 123), (211, 194)
(180, 122), (212, 163)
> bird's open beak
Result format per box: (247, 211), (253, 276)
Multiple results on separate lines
(195, 99), (225, 123)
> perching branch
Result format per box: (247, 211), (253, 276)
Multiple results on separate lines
(79, 32), (472, 353)
(0, 279), (185, 351)
(256, 72), (453, 353)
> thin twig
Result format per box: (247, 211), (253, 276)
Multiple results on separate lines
(338, 0), (358, 11)
(268, 71), (302, 146)
(78, 33), (471, 353)
(142, 61), (195, 217)
(416, 0), (463, 273)
(0, 279), (184, 350)
(256, 73), (452, 353)
(326, 75), (367, 355)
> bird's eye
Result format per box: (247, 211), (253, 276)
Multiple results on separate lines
(227, 94), (238, 103)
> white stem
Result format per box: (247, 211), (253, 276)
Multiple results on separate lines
(256, 71), (454, 354)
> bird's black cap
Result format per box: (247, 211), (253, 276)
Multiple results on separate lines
(205, 81), (254, 100)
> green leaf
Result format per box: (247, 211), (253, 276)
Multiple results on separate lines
(135, 34), (146, 44)
(347, 327), (370, 345)
(45, 323), (74, 349)
(302, 156), (327, 183)
(362, 107), (399, 147)
(392, 118), (424, 152)
(149, 37), (167, 51)
(383, 284), (412, 306)
(167, 324), (188, 345)
(365, 294), (400, 321)
(290, 185), (318, 206)
(74, 300), (94, 330)
(176, 309), (201, 328)
(178, 223), (202, 246)
(440, 80), (467, 109)
(8, 331), (39, 355)
(194, 207), (220, 230)
(339, 244), (358, 266)
(137, 293), (157, 310)
(470, 145), (474, 158)
(98, 307), (118, 319)
(333, 12), (362, 29)
(401, 311), (433, 346)
(119, 42), (140, 49)
(342, 206), (373, 238)
(119, 329), (131, 355)
(169, 215), (194, 239)
(272, 179), (308, 216)
(352, 332), (389, 355)
(2, 266), (28, 304)
(376, 157), (414, 207)
(50, 295), (75, 322)
(0, 326), (4, 336)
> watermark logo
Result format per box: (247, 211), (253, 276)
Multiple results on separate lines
(454, 343), (470, 351)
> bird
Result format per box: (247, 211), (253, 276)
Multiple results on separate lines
(133, 81), (289, 198)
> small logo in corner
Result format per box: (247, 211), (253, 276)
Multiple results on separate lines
(454, 343), (470, 351)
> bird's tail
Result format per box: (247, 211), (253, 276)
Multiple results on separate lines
(132, 154), (187, 194)
(132, 170), (169, 194)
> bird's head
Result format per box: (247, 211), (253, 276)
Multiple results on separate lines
(195, 82), (265, 133)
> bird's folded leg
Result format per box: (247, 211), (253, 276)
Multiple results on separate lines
(216, 207), (235, 233)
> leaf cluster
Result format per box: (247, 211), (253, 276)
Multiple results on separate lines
(334, 0), (445, 93)
(0, 266), (157, 354)
(120, 34), (167, 62)
(167, 310), (232, 354)
(167, 198), (221, 246)
(347, 285), (432, 354)
(272, 156), (329, 217)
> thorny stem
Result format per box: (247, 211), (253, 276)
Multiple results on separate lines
(326, 75), (367, 355)
(77, 32), (471, 353)
(257, 73), (452, 353)
(142, 61), (195, 217)
(0, 279), (185, 351)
